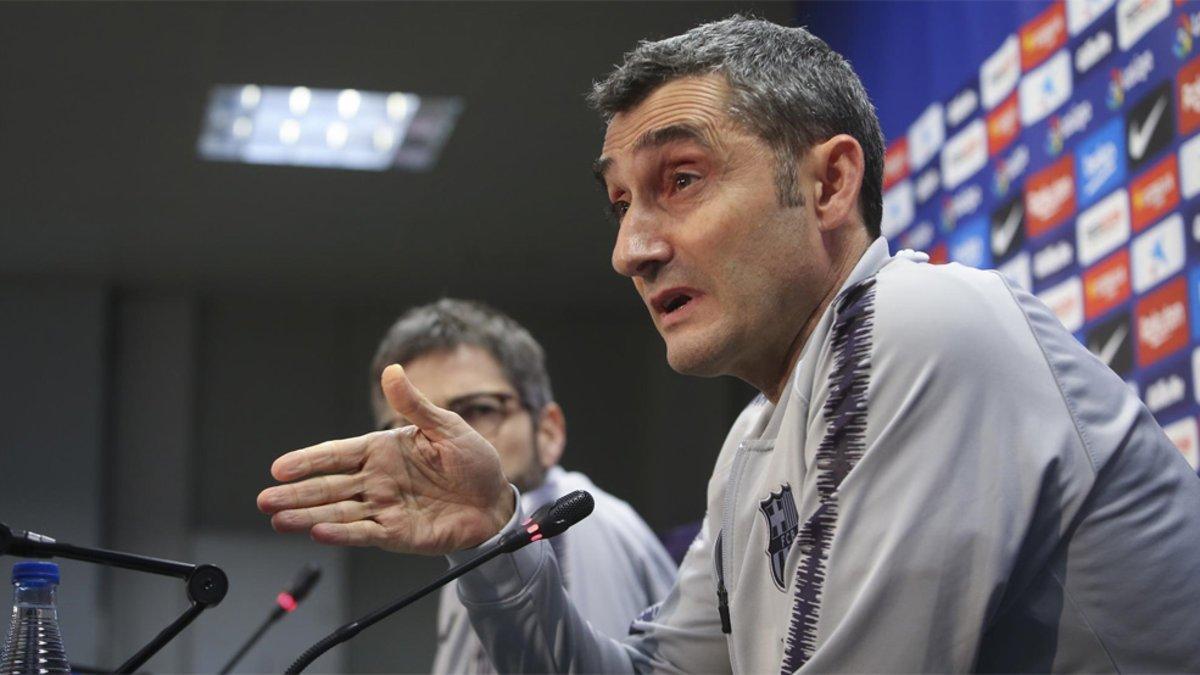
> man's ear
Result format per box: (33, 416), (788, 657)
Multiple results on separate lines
(534, 402), (566, 469)
(807, 134), (865, 233)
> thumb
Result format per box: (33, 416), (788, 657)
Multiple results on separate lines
(381, 364), (459, 441)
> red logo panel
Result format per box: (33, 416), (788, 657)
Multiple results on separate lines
(1083, 249), (1131, 321)
(1135, 276), (1189, 368)
(929, 243), (948, 265)
(1129, 154), (1180, 232)
(884, 138), (909, 190)
(1020, 2), (1067, 72)
(1024, 155), (1077, 237)
(1177, 53), (1200, 136)
(988, 94), (1021, 157)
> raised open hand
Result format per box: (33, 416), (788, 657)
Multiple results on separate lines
(257, 364), (514, 555)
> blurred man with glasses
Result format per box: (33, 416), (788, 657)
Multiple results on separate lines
(368, 298), (676, 674)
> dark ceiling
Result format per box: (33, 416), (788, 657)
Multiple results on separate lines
(0, 2), (795, 311)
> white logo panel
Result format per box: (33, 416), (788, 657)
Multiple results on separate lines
(981, 35), (1021, 110)
(941, 119), (988, 190)
(1020, 51), (1073, 127)
(1131, 214), (1185, 293)
(1077, 189), (1132, 266)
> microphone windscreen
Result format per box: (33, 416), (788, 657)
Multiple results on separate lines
(540, 490), (595, 537)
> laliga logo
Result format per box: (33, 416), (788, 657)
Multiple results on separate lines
(1177, 12), (1200, 59)
(993, 145), (1029, 197)
(1108, 51), (1155, 110)
(1045, 101), (1092, 156)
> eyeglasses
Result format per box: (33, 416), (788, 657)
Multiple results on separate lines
(380, 391), (526, 437)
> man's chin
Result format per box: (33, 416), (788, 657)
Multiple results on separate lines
(663, 336), (726, 378)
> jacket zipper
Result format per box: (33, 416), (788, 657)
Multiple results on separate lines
(716, 441), (750, 636)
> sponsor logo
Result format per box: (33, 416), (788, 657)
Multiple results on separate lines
(1077, 188), (1132, 266)
(1130, 155), (1180, 232)
(998, 252), (1033, 292)
(1038, 275), (1085, 332)
(994, 144), (1030, 196)
(929, 242), (949, 265)
(981, 35), (1021, 110)
(1025, 155), (1077, 236)
(1117, 0), (1171, 51)
(1084, 248), (1132, 320)
(1126, 82), (1176, 171)
(987, 93), (1021, 157)
(991, 193), (1026, 260)
(1132, 214), (1185, 293)
(916, 167), (941, 204)
(1179, 133), (1200, 199)
(941, 184), (983, 232)
(908, 103), (945, 170)
(949, 217), (991, 269)
(881, 180), (916, 239)
(1087, 311), (1133, 376)
(1176, 10), (1200, 59)
(759, 484), (799, 591)
(1034, 238), (1075, 280)
(1075, 118), (1127, 207)
(1068, 0), (1117, 35)
(1162, 415), (1200, 469)
(941, 119), (988, 190)
(900, 221), (935, 251)
(1076, 27), (1115, 77)
(1020, 50), (1073, 126)
(1021, 3), (1068, 71)
(1107, 49), (1154, 110)
(1046, 100), (1094, 157)
(1136, 276), (1189, 367)
(1145, 373), (1187, 413)
(1176, 54), (1200, 136)
(884, 138), (909, 190)
(946, 86), (980, 129)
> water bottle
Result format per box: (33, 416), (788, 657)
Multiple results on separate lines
(0, 562), (70, 674)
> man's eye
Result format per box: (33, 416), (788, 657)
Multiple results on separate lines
(673, 173), (698, 190)
(611, 201), (630, 220)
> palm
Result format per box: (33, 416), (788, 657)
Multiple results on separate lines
(257, 364), (513, 555)
(358, 425), (508, 553)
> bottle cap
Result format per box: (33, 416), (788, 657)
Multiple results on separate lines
(12, 561), (59, 585)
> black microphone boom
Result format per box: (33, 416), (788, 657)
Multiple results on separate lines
(218, 563), (322, 674)
(285, 490), (595, 674)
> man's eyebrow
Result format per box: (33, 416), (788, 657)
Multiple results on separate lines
(592, 123), (712, 190)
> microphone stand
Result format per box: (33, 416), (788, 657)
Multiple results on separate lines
(0, 522), (228, 674)
(285, 490), (595, 674)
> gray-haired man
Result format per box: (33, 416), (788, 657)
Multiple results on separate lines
(367, 299), (675, 674)
(261, 16), (1200, 672)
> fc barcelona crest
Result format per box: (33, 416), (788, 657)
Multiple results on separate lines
(759, 483), (799, 591)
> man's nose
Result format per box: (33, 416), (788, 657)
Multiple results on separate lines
(611, 206), (671, 280)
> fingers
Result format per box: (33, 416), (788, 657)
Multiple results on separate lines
(381, 364), (458, 441)
(257, 473), (363, 514)
(270, 500), (372, 533)
(270, 436), (369, 482)
(310, 520), (388, 548)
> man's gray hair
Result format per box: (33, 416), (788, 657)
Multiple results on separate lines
(370, 299), (554, 413)
(588, 15), (885, 238)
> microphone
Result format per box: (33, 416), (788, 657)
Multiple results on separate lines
(285, 490), (595, 674)
(218, 564), (323, 674)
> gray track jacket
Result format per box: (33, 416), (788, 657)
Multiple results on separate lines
(448, 238), (1200, 673)
(432, 467), (675, 673)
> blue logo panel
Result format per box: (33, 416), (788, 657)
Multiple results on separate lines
(1075, 117), (1126, 208)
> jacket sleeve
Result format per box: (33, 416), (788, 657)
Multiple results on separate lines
(448, 503), (730, 673)
(791, 267), (1101, 672)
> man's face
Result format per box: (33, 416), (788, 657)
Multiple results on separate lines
(374, 344), (547, 492)
(597, 74), (831, 382)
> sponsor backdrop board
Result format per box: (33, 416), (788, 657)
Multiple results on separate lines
(882, 0), (1200, 472)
